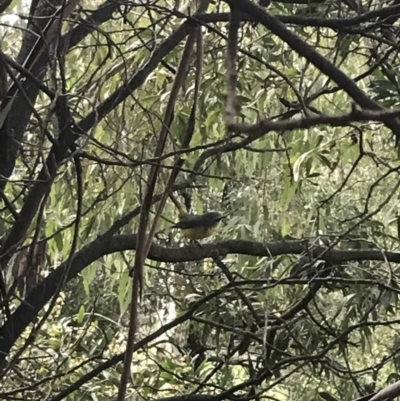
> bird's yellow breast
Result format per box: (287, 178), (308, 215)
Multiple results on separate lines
(181, 225), (218, 240)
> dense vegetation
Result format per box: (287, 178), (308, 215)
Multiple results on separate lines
(1, 0), (400, 400)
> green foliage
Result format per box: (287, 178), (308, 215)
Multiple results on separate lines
(2, 0), (400, 400)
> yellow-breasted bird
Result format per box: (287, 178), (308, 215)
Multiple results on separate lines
(172, 211), (224, 241)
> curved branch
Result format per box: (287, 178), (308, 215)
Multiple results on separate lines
(0, 9), (199, 269)
(369, 380), (400, 401)
(65, 0), (121, 49)
(77, 15), (197, 132)
(1, 232), (399, 366)
(224, 0), (400, 143)
(0, 0), (126, 185)
(201, 4), (400, 30)
(48, 286), (231, 401)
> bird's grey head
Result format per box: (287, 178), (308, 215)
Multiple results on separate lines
(204, 211), (224, 222)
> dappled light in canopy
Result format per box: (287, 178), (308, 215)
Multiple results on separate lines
(1, 1), (400, 401)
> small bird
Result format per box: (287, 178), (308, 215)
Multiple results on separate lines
(172, 211), (224, 241)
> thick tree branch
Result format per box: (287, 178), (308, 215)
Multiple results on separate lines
(0, 0), (125, 185)
(0, 0), (81, 187)
(0, 8), (200, 270)
(77, 15), (198, 132)
(223, 0), (400, 143)
(1, 232), (399, 367)
(65, 0), (121, 49)
(47, 285), (232, 401)
(368, 380), (400, 401)
(191, 5), (400, 31)
(228, 107), (400, 135)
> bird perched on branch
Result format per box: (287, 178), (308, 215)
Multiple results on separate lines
(172, 211), (225, 241)
(168, 193), (224, 241)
